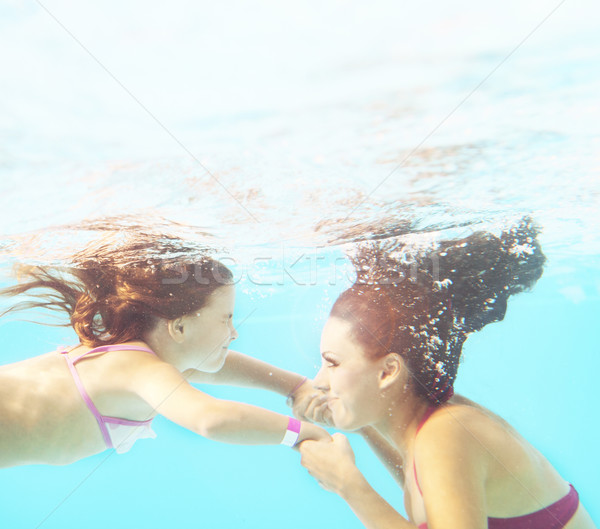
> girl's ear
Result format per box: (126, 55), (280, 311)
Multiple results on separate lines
(167, 317), (185, 344)
(378, 353), (403, 390)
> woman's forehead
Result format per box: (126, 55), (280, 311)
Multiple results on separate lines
(321, 318), (365, 356)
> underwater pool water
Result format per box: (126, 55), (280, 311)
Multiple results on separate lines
(0, 265), (598, 528)
(1, 0), (599, 527)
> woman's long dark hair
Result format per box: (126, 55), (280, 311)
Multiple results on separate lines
(330, 217), (546, 404)
(0, 239), (233, 347)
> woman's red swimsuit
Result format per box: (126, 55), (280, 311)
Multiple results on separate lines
(413, 406), (579, 529)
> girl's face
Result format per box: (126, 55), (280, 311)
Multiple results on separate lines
(182, 284), (238, 372)
(314, 317), (389, 430)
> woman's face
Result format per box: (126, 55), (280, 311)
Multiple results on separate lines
(315, 317), (389, 430)
(182, 284), (238, 372)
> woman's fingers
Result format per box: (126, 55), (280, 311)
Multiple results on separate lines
(299, 435), (355, 495)
(331, 432), (355, 460)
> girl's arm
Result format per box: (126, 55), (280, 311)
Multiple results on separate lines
(133, 359), (329, 445)
(183, 350), (307, 397)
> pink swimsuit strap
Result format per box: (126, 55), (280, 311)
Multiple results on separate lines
(413, 405), (437, 496)
(69, 344), (158, 363)
(61, 344), (157, 449)
(413, 406), (579, 529)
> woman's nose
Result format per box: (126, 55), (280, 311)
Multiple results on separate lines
(313, 366), (330, 392)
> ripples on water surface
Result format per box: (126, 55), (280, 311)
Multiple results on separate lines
(0, 0), (599, 277)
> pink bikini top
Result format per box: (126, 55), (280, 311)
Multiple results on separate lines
(413, 406), (579, 529)
(60, 344), (158, 454)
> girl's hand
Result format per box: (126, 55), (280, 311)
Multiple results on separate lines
(299, 433), (358, 495)
(297, 421), (331, 444)
(288, 380), (333, 426)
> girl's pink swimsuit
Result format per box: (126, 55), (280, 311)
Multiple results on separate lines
(60, 344), (157, 454)
(414, 406), (579, 529)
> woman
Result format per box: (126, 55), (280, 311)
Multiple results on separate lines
(0, 237), (328, 467)
(292, 219), (595, 529)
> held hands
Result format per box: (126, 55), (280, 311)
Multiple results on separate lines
(287, 379), (334, 426)
(299, 433), (358, 495)
(297, 421), (332, 444)
(290, 379), (360, 496)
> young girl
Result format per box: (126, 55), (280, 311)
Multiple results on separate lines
(291, 219), (596, 529)
(0, 243), (328, 467)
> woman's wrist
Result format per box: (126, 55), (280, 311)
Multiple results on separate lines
(338, 463), (367, 500)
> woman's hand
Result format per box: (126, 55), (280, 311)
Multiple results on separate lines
(288, 380), (334, 426)
(299, 433), (359, 495)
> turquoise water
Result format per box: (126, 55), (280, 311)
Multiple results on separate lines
(1, 269), (598, 527)
(1, 1), (599, 527)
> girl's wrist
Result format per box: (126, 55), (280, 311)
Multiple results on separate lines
(281, 417), (302, 447)
(287, 376), (308, 399)
(298, 420), (329, 443)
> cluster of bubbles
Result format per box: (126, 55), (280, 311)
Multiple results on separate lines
(339, 217), (545, 403)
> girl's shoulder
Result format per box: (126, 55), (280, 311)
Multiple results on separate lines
(65, 341), (169, 390)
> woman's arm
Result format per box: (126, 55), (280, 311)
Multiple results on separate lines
(133, 359), (329, 445)
(300, 434), (418, 529)
(300, 418), (491, 529)
(414, 416), (489, 529)
(359, 426), (405, 487)
(183, 350), (306, 397)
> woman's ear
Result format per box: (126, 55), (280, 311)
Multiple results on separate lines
(167, 317), (186, 344)
(378, 353), (403, 390)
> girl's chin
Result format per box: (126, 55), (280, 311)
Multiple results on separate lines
(204, 348), (229, 372)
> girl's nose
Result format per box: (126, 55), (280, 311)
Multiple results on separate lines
(229, 321), (239, 341)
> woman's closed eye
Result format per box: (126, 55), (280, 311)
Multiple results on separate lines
(322, 354), (339, 368)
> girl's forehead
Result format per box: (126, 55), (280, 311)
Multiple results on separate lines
(212, 284), (235, 302)
(197, 285), (235, 314)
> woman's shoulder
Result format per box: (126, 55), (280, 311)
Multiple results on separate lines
(414, 397), (515, 463)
